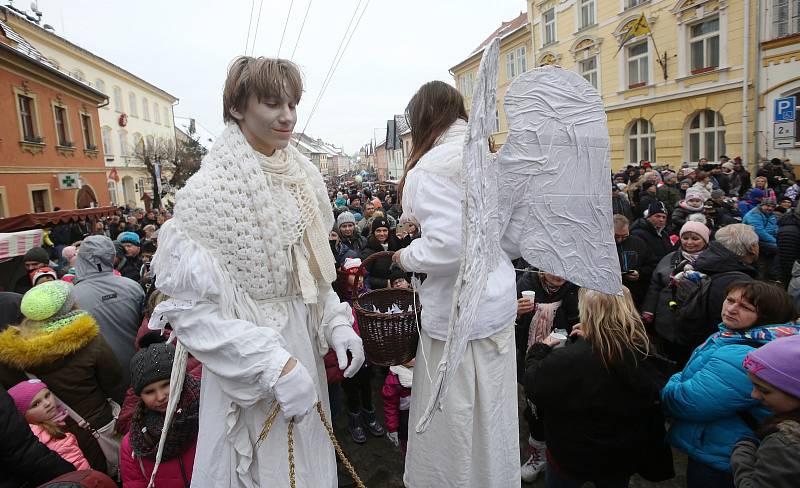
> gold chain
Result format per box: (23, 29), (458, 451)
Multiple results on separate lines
(257, 401), (366, 488)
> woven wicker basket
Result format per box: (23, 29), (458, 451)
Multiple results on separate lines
(351, 251), (420, 366)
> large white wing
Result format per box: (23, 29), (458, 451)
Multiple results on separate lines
(415, 38), (501, 433)
(497, 66), (622, 295)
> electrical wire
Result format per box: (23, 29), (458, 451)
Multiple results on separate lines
(244, 0), (256, 54)
(290, 0), (313, 61)
(297, 0), (370, 143)
(277, 0), (295, 58)
(249, 0), (265, 56)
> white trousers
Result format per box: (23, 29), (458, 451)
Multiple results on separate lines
(403, 326), (520, 487)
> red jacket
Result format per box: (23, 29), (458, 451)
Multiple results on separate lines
(119, 433), (196, 488)
(381, 371), (411, 433)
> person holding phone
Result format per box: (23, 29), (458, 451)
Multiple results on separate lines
(614, 214), (656, 310)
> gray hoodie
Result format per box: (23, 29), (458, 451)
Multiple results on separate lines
(71, 236), (144, 401)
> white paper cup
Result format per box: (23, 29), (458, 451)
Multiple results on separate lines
(521, 291), (536, 302)
(549, 331), (568, 341)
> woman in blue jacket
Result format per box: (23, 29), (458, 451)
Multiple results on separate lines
(661, 281), (799, 488)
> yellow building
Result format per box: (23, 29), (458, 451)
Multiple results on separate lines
(450, 12), (532, 147)
(3, 6), (178, 209)
(524, 0), (758, 171)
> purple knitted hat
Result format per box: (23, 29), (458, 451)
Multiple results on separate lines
(743, 335), (800, 398)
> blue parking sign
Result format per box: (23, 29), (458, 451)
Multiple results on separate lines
(775, 97), (796, 122)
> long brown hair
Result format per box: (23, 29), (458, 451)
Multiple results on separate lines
(398, 81), (467, 203)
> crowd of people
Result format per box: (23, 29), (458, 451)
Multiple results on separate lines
(1, 56), (799, 488)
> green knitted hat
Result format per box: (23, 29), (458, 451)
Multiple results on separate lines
(20, 280), (74, 321)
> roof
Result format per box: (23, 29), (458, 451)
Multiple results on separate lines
(174, 117), (216, 150)
(1, 5), (178, 102)
(0, 17), (106, 100)
(450, 12), (529, 71)
(394, 114), (410, 136)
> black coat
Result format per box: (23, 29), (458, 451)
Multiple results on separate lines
(642, 251), (692, 344)
(778, 213), (800, 286)
(617, 235), (657, 307)
(361, 236), (402, 290)
(612, 195), (634, 221)
(630, 218), (674, 261)
(0, 386), (75, 487)
(524, 339), (669, 479)
(515, 271), (580, 353)
(339, 233), (368, 255)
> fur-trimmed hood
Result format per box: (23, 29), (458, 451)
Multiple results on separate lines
(0, 313), (99, 369)
(778, 419), (800, 444)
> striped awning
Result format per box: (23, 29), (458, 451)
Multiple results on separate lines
(0, 229), (43, 260)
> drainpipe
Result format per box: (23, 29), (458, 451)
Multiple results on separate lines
(742, 0), (752, 173)
(753, 0), (763, 164)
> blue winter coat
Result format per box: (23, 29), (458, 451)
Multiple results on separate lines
(661, 323), (800, 471)
(742, 207), (778, 244)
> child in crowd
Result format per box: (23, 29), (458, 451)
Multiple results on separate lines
(731, 334), (800, 487)
(8, 379), (90, 470)
(382, 359), (414, 456)
(30, 267), (57, 287)
(119, 341), (200, 487)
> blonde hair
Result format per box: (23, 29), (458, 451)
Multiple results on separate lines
(222, 56), (303, 123)
(578, 287), (650, 367)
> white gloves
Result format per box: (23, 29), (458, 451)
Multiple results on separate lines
(387, 432), (399, 447)
(273, 360), (317, 421)
(330, 325), (365, 378)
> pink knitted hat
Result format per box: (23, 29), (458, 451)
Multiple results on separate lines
(680, 221), (710, 244)
(7, 379), (47, 415)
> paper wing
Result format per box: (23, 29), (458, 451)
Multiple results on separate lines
(415, 38), (502, 433)
(497, 66), (622, 295)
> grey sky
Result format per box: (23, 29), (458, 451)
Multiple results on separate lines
(32, 0), (525, 153)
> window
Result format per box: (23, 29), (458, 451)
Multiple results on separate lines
(579, 0), (596, 29)
(142, 97), (150, 120)
(458, 72), (474, 96)
(81, 114), (95, 149)
(119, 130), (129, 156)
(112, 86), (123, 112)
(494, 109), (500, 133)
(102, 126), (113, 155)
(94, 79), (106, 94)
(543, 8), (556, 45)
(154, 103), (161, 124)
(53, 105), (69, 146)
(128, 92), (138, 117)
(31, 189), (49, 213)
(71, 69), (85, 82)
(163, 107), (171, 127)
(107, 180), (118, 206)
(625, 0), (648, 9)
(627, 41), (649, 88)
(688, 110), (725, 163)
(772, 0), (800, 38)
(18, 94), (37, 141)
(506, 51), (517, 79)
(579, 56), (598, 88)
(628, 119), (655, 164)
(690, 17), (719, 73)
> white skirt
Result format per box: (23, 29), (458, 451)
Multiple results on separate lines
(403, 326), (520, 487)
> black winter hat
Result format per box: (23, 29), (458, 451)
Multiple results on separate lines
(130, 342), (175, 395)
(140, 239), (157, 254)
(371, 218), (390, 234)
(23, 247), (49, 265)
(646, 201), (667, 217)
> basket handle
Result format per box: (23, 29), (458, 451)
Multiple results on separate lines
(351, 250), (396, 304)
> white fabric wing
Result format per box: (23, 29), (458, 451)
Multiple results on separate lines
(497, 66), (622, 295)
(415, 38), (501, 433)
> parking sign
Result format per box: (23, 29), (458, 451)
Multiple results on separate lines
(775, 97), (796, 122)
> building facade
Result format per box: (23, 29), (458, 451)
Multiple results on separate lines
(2, 6), (178, 208)
(757, 0), (800, 165)
(451, 12), (532, 147)
(525, 0), (758, 171)
(0, 18), (109, 218)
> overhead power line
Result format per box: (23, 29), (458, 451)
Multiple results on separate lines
(244, 0), (256, 54)
(249, 0), (265, 56)
(290, 0), (314, 61)
(277, 0), (295, 58)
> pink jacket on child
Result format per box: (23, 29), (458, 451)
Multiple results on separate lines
(119, 433), (196, 488)
(381, 370), (411, 434)
(30, 423), (90, 470)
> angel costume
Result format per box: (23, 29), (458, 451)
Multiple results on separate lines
(148, 123), (352, 487)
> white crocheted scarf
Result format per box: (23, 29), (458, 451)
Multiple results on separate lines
(170, 123), (336, 302)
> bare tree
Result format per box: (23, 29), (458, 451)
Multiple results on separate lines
(133, 135), (175, 210)
(170, 125), (206, 191)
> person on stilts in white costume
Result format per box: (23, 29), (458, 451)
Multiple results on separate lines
(146, 57), (364, 487)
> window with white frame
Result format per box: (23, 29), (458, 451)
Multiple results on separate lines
(163, 107), (171, 127)
(142, 97), (150, 120)
(71, 69), (85, 82)
(543, 8), (556, 45)
(628, 119), (655, 164)
(107, 180), (118, 206)
(154, 103), (161, 124)
(506, 51), (517, 79)
(458, 72), (474, 96)
(579, 56), (598, 88)
(579, 0), (595, 29)
(119, 130), (129, 156)
(494, 109), (500, 133)
(128, 93), (138, 117)
(688, 110), (725, 163)
(626, 41), (649, 88)
(689, 17), (719, 73)
(102, 126), (113, 155)
(94, 79), (106, 94)
(516, 46), (527, 75)
(112, 86), (123, 112)
(772, 0), (800, 39)
(625, 0), (648, 10)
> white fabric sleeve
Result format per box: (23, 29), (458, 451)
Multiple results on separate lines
(150, 222), (291, 407)
(319, 281), (354, 344)
(399, 173), (462, 276)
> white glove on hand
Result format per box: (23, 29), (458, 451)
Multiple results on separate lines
(330, 326), (365, 378)
(387, 431), (399, 447)
(273, 360), (317, 421)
